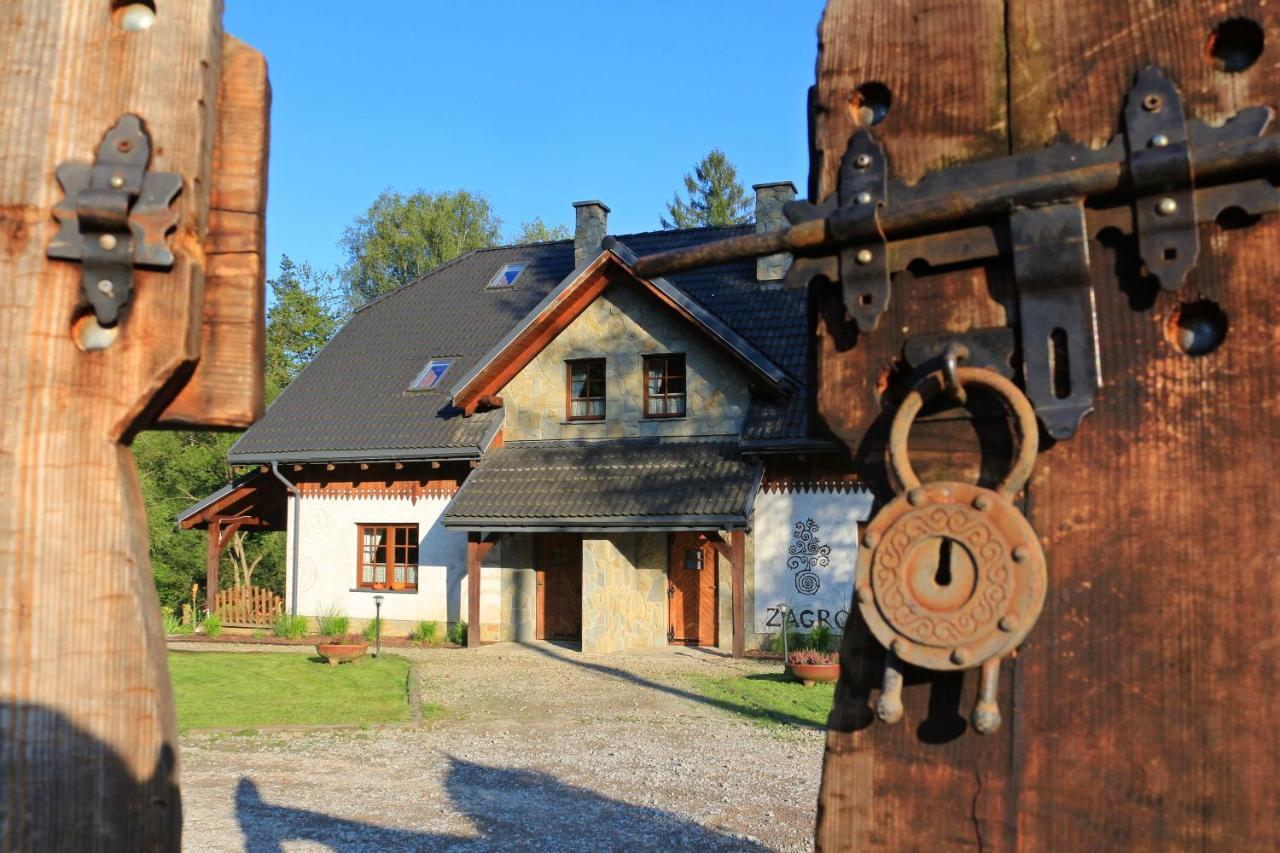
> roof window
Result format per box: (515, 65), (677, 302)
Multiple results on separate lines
(409, 358), (452, 391)
(487, 262), (526, 289)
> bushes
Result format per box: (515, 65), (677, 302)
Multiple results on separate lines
(317, 609), (349, 641)
(202, 613), (222, 638)
(272, 612), (309, 640)
(362, 617), (382, 643)
(409, 620), (439, 645)
(447, 619), (467, 646)
(161, 606), (191, 636)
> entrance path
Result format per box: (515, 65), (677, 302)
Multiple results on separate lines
(179, 642), (824, 851)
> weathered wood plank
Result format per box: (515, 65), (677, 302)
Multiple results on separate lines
(1006, 2), (1280, 847)
(811, 2), (1017, 850)
(157, 34), (268, 429)
(0, 1), (228, 847)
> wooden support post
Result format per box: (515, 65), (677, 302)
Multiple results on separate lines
(206, 521), (221, 615)
(467, 533), (482, 648)
(731, 529), (745, 659)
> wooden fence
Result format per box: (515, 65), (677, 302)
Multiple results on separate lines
(212, 585), (284, 628)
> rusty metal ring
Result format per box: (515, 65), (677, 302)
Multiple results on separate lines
(888, 366), (1039, 500)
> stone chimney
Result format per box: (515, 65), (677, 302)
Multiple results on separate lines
(573, 200), (610, 266)
(753, 182), (797, 284)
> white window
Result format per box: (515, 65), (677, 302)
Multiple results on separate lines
(409, 358), (452, 391)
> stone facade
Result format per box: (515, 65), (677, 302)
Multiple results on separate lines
(580, 533), (668, 654)
(752, 182), (797, 284)
(500, 281), (752, 442)
(497, 535), (537, 642)
(573, 200), (609, 267)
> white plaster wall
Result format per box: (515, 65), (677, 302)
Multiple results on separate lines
(286, 494), (481, 631)
(752, 489), (874, 636)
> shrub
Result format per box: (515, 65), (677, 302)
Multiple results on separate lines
(271, 612), (308, 640)
(202, 613), (222, 639)
(787, 649), (838, 666)
(251, 628), (266, 640)
(409, 620), (440, 644)
(806, 624), (836, 653)
(162, 606), (183, 635)
(447, 619), (467, 646)
(362, 617), (382, 643)
(769, 630), (804, 654)
(317, 609), (349, 641)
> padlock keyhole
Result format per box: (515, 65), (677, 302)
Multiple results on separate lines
(935, 540), (954, 587)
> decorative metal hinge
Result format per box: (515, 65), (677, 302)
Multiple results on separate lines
(47, 115), (181, 327)
(633, 67), (1280, 441)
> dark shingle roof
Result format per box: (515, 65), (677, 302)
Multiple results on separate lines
(443, 438), (763, 530)
(229, 225), (810, 463)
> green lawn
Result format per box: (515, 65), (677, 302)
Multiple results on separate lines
(692, 672), (835, 729)
(169, 651), (415, 732)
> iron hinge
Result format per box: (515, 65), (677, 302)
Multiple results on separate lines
(47, 114), (181, 328)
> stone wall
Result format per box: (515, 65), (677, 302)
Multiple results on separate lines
(581, 533), (668, 654)
(500, 281), (752, 442)
(498, 534), (537, 642)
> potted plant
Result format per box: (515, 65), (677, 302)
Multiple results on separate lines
(314, 612), (366, 666)
(786, 648), (840, 686)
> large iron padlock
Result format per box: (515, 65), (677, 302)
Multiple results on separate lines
(855, 366), (1046, 734)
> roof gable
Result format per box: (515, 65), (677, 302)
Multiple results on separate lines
(450, 242), (796, 415)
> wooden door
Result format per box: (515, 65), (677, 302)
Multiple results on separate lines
(812, 1), (1280, 848)
(668, 533), (717, 646)
(536, 533), (581, 640)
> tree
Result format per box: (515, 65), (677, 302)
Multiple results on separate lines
(265, 254), (341, 402)
(514, 217), (570, 244)
(660, 148), (752, 229)
(340, 188), (502, 305)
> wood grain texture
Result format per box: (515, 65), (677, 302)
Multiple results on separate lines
(1007, 1), (1280, 848)
(815, 0), (1280, 849)
(157, 34), (268, 429)
(0, 1), (225, 847)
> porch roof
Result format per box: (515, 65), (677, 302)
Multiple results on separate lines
(442, 438), (763, 532)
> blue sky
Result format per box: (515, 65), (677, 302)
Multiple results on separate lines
(222, 1), (826, 281)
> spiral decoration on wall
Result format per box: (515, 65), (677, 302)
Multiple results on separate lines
(787, 518), (830, 595)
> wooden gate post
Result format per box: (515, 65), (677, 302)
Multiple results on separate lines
(812, 0), (1280, 848)
(0, 3), (268, 848)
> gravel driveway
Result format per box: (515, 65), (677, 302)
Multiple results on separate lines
(178, 641), (824, 851)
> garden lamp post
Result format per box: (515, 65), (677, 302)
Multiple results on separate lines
(373, 594), (384, 657)
(778, 603), (790, 665)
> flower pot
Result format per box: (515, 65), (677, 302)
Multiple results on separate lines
(787, 661), (840, 687)
(315, 641), (368, 666)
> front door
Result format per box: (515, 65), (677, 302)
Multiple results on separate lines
(536, 533), (581, 640)
(668, 532), (717, 646)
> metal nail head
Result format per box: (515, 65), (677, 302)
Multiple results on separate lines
(1150, 133), (1170, 148)
(855, 248), (874, 265)
(1157, 197), (1178, 216)
(856, 191), (873, 205)
(96, 279), (115, 298)
(98, 234), (118, 251)
(109, 174), (125, 189)
(854, 153), (873, 169)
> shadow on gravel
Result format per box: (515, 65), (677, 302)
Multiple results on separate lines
(523, 641), (826, 729)
(235, 759), (766, 852)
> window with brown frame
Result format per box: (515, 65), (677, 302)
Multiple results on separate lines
(566, 358), (606, 421)
(644, 354), (686, 418)
(357, 524), (419, 590)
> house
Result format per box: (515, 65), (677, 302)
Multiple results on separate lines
(179, 187), (872, 655)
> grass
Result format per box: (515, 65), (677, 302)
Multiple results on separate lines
(317, 610), (349, 640)
(169, 651), (415, 733)
(691, 672), (835, 729)
(408, 620), (439, 644)
(272, 612), (309, 639)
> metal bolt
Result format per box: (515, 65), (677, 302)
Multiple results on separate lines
(856, 585), (872, 605)
(1012, 545), (1029, 563)
(907, 487), (926, 507)
(863, 531), (880, 549)
(96, 279), (115, 298)
(973, 494), (992, 511)
(109, 174), (125, 189)
(98, 234), (118, 251)
(856, 191), (873, 205)
(1156, 197), (1178, 216)
(854, 153), (873, 169)
(1150, 133), (1170, 148)
(1142, 93), (1163, 112)
(998, 615), (1020, 632)
(855, 248), (874, 265)
(950, 648), (970, 666)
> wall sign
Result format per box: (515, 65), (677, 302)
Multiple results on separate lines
(754, 488), (873, 635)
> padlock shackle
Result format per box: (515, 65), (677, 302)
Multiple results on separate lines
(888, 367), (1039, 499)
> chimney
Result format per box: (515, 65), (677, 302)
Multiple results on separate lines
(573, 200), (610, 266)
(753, 182), (797, 284)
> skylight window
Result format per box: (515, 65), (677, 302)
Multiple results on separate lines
(487, 262), (525, 289)
(409, 358), (452, 391)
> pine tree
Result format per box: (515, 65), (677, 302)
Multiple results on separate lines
(660, 148), (752, 229)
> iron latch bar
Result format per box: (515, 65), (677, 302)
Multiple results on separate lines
(48, 115), (181, 327)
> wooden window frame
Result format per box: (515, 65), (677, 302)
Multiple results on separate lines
(565, 358), (606, 422)
(356, 523), (419, 591)
(643, 353), (687, 419)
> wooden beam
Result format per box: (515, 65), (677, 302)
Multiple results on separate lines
(704, 531), (733, 561)
(731, 529), (745, 659)
(206, 521), (221, 616)
(467, 533), (482, 647)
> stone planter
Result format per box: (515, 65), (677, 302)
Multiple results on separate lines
(315, 642), (368, 666)
(787, 661), (840, 687)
